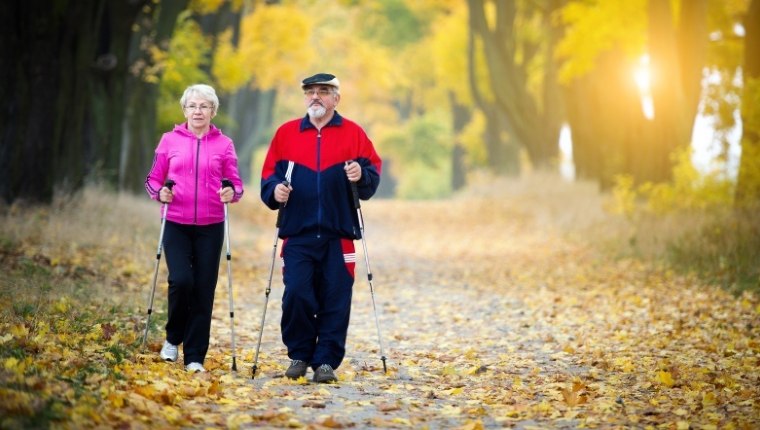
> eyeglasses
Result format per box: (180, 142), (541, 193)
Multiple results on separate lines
(184, 104), (214, 112)
(303, 88), (334, 97)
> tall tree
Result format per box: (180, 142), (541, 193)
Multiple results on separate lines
(736, 0), (760, 205)
(466, 0), (563, 173)
(210, 1), (312, 181)
(645, 0), (708, 182)
(0, 0), (149, 204)
(558, 0), (707, 187)
(120, 0), (189, 192)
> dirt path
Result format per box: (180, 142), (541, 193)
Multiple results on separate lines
(195, 196), (758, 428)
(2, 185), (758, 428)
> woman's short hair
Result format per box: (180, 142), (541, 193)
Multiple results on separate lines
(180, 84), (219, 114)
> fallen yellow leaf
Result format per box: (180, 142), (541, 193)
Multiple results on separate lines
(657, 370), (675, 387)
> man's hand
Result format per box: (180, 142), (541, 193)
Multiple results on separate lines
(274, 182), (292, 204)
(344, 161), (362, 182)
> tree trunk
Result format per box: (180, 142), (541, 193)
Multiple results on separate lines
(120, 0), (188, 193)
(0, 0), (62, 203)
(562, 1), (706, 189)
(0, 0), (147, 204)
(89, 1), (148, 186)
(230, 87), (276, 182)
(563, 49), (647, 189)
(644, 0), (707, 183)
(196, 1), (277, 183)
(467, 8), (519, 176)
(735, 0), (760, 205)
(466, 0), (561, 172)
(449, 92), (471, 191)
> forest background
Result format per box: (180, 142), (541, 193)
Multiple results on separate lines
(1, 1), (760, 428)
(2, 0), (759, 291)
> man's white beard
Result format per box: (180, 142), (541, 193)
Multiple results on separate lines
(308, 104), (326, 119)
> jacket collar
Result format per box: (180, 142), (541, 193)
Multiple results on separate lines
(299, 111), (343, 132)
(174, 123), (222, 138)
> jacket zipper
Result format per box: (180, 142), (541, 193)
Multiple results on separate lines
(194, 137), (201, 224)
(316, 130), (322, 239)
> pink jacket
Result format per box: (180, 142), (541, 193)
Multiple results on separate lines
(145, 123), (244, 225)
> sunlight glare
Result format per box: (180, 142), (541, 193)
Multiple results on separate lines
(634, 54), (654, 120)
(633, 54), (651, 93)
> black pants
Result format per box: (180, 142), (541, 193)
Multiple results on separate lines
(162, 220), (224, 365)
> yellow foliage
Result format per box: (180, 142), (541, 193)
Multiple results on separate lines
(458, 111), (487, 166)
(429, 3), (471, 104)
(657, 370), (675, 388)
(608, 174), (637, 216)
(157, 12), (211, 131)
(53, 297), (71, 314)
(227, 413), (254, 429)
(743, 77), (760, 134)
(10, 324), (28, 338)
(609, 149), (734, 216)
(212, 29), (248, 92)
(556, 0), (646, 83)
(460, 419), (485, 430)
(736, 77), (760, 203)
(2, 182), (760, 428)
(232, 4), (314, 90)
(189, 0), (229, 15)
(641, 150), (734, 214)
(161, 14), (210, 87)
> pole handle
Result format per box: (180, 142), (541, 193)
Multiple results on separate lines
(276, 180), (289, 228)
(349, 180), (360, 209)
(160, 179), (176, 210)
(345, 160), (361, 209)
(221, 178), (233, 189)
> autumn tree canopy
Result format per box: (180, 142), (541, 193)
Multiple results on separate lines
(0, 0), (757, 203)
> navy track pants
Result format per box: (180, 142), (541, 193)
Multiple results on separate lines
(280, 235), (355, 370)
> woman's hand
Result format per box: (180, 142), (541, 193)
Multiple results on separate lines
(219, 186), (234, 203)
(160, 186), (173, 203)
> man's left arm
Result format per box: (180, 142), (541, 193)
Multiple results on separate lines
(355, 131), (382, 200)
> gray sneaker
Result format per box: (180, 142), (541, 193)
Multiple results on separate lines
(313, 364), (337, 383)
(285, 359), (308, 379)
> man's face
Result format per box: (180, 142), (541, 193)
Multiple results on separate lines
(304, 85), (340, 119)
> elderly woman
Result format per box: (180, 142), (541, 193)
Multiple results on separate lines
(144, 84), (244, 372)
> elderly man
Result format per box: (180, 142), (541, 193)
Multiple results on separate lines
(260, 73), (382, 383)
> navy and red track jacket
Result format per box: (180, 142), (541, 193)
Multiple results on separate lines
(260, 112), (382, 239)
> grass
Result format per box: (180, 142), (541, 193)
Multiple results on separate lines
(0, 175), (757, 428)
(458, 171), (760, 295)
(666, 209), (760, 293)
(1, 174), (757, 307)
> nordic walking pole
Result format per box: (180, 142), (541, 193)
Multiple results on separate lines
(252, 180), (289, 380)
(141, 179), (175, 349)
(348, 170), (387, 373)
(222, 178), (238, 371)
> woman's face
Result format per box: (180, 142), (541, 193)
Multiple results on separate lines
(183, 96), (215, 130)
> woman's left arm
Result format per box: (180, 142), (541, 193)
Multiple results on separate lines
(223, 142), (245, 203)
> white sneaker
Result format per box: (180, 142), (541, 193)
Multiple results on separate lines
(185, 362), (206, 373)
(159, 341), (178, 362)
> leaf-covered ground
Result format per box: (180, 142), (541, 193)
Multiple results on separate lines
(1, 180), (759, 429)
